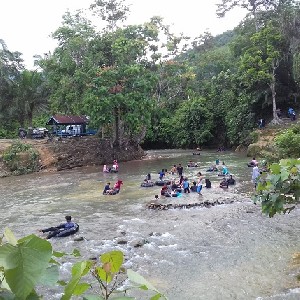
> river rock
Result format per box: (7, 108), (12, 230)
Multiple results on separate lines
(131, 239), (149, 248)
(117, 240), (128, 245)
(149, 232), (162, 237)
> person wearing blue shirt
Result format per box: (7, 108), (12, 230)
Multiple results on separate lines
(103, 182), (111, 194)
(288, 107), (296, 120)
(39, 216), (79, 239)
(183, 178), (190, 193)
(159, 169), (165, 180)
(222, 165), (229, 175)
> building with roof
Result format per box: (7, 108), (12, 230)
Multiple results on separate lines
(46, 115), (90, 136)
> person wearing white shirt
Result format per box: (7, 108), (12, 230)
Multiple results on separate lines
(252, 165), (260, 188)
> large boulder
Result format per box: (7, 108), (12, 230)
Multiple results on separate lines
(247, 143), (263, 157)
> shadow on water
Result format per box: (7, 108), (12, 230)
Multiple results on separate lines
(1, 149), (300, 299)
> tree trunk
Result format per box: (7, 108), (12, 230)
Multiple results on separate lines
(28, 110), (33, 128)
(270, 65), (281, 124)
(113, 106), (120, 147)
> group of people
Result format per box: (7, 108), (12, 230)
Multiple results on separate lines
(207, 159), (229, 176)
(157, 158), (236, 198)
(103, 180), (124, 195)
(160, 173), (208, 197)
(219, 175), (235, 188)
(157, 163), (185, 180)
(259, 107), (296, 129)
(103, 160), (119, 173)
(39, 154), (266, 241)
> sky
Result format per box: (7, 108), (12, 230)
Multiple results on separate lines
(0, 0), (247, 69)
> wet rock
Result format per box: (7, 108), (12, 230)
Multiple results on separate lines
(146, 199), (230, 210)
(117, 240), (128, 245)
(131, 239), (148, 248)
(89, 257), (97, 261)
(73, 236), (85, 241)
(149, 232), (162, 237)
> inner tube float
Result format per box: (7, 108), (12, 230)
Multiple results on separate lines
(164, 192), (181, 197)
(55, 224), (79, 238)
(104, 190), (119, 195)
(218, 174), (226, 176)
(187, 164), (199, 167)
(206, 168), (218, 172)
(155, 180), (171, 186)
(192, 153), (201, 155)
(141, 182), (154, 187)
(110, 169), (118, 173)
(247, 163), (256, 167)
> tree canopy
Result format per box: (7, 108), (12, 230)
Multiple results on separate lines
(1, 0), (300, 148)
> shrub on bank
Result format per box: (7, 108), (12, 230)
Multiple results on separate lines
(2, 141), (40, 175)
(275, 124), (300, 158)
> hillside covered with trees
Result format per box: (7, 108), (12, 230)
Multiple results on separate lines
(1, 0), (300, 150)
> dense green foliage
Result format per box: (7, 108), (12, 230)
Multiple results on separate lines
(0, 229), (167, 299)
(274, 124), (300, 158)
(253, 159), (300, 217)
(2, 142), (40, 175)
(1, 0), (300, 148)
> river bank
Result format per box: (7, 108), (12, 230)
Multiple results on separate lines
(0, 137), (145, 177)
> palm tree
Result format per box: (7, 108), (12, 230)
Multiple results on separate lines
(15, 70), (49, 127)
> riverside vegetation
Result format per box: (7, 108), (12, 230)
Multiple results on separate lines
(2, 142), (39, 175)
(1, 0), (300, 151)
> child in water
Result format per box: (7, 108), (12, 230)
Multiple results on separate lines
(103, 182), (112, 194)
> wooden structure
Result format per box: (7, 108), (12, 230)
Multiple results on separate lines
(46, 115), (90, 136)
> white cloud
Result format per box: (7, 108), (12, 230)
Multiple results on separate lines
(0, 0), (246, 69)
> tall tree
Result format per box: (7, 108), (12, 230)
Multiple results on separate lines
(90, 0), (130, 32)
(238, 21), (287, 123)
(15, 70), (49, 127)
(216, 0), (291, 31)
(40, 11), (97, 114)
(0, 39), (24, 133)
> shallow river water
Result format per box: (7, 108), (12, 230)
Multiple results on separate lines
(1, 149), (300, 300)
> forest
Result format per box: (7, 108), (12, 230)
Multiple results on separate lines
(1, 0), (300, 149)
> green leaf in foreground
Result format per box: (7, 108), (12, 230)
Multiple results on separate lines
(0, 234), (52, 299)
(61, 260), (93, 300)
(3, 228), (17, 246)
(127, 269), (158, 292)
(83, 295), (104, 300)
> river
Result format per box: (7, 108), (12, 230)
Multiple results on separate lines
(0, 149), (300, 300)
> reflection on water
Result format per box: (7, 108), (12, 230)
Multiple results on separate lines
(0, 149), (300, 299)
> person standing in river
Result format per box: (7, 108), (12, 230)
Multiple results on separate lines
(183, 177), (190, 193)
(197, 172), (205, 195)
(177, 164), (183, 177)
(252, 164), (260, 189)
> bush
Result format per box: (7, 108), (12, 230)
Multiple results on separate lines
(275, 125), (300, 158)
(2, 142), (40, 175)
